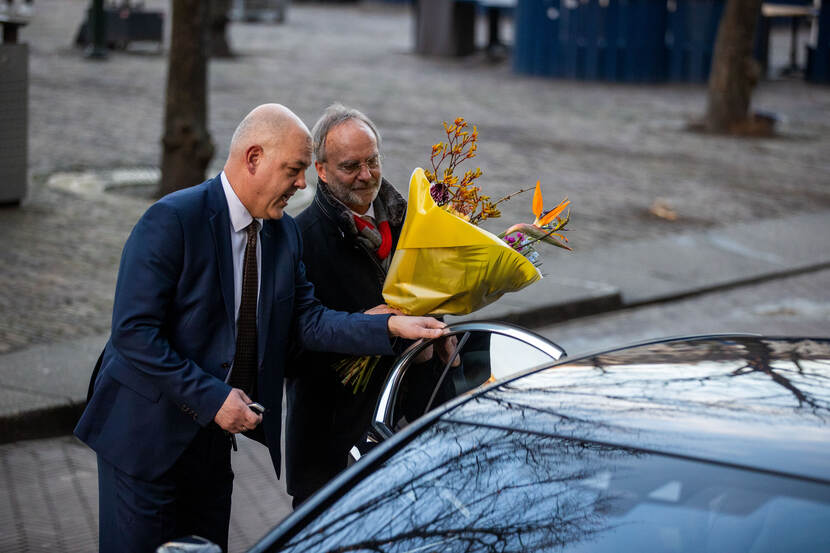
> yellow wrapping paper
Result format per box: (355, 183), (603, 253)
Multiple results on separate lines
(382, 168), (541, 316)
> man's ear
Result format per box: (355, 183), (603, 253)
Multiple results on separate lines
(245, 145), (263, 175)
(315, 160), (328, 184)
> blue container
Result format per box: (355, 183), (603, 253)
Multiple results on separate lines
(513, 0), (560, 76)
(666, 0), (725, 82)
(514, 0), (667, 82)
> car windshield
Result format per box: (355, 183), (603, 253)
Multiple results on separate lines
(272, 420), (830, 553)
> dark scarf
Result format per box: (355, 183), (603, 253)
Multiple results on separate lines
(316, 177), (406, 271)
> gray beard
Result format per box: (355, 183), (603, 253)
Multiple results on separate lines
(336, 180), (380, 213)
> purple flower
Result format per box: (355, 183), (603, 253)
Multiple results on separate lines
(430, 183), (450, 205)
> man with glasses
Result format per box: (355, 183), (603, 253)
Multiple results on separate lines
(284, 104), (409, 507)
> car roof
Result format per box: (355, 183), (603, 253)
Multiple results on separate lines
(443, 335), (830, 483)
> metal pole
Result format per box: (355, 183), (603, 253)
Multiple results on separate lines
(84, 0), (108, 59)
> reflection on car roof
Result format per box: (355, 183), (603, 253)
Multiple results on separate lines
(445, 336), (830, 483)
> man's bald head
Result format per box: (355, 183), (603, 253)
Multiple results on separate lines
(224, 104), (312, 220)
(228, 103), (310, 161)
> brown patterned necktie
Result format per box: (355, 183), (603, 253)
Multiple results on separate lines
(228, 220), (259, 396)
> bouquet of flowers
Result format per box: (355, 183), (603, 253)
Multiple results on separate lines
(382, 117), (572, 316)
(337, 118), (572, 392)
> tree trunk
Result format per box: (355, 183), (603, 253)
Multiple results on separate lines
(703, 0), (766, 134)
(209, 0), (234, 58)
(159, 0), (214, 197)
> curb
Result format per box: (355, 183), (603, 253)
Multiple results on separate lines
(0, 402), (85, 445)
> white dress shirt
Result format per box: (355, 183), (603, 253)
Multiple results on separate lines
(353, 203), (375, 222)
(220, 171), (262, 327)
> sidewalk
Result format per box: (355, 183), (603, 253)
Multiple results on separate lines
(3, 203), (828, 444)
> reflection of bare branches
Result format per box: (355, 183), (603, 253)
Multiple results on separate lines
(279, 337), (830, 553)
(475, 389), (637, 439)
(282, 423), (633, 553)
(738, 340), (830, 414)
(567, 338), (830, 370)
(568, 340), (751, 368)
(486, 337), (830, 426)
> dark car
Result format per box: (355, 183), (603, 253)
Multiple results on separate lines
(163, 326), (830, 553)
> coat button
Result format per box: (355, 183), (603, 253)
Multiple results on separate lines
(222, 362), (230, 369)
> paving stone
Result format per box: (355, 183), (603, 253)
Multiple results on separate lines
(0, 435), (291, 553)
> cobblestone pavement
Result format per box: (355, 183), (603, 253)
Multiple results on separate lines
(3, 0), (830, 353)
(0, 435), (290, 553)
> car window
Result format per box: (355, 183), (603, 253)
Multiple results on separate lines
(390, 329), (559, 430)
(272, 420), (830, 553)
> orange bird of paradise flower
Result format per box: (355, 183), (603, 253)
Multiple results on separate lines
(499, 180), (572, 251)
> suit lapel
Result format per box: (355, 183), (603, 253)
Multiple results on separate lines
(258, 222), (276, 363)
(207, 178), (236, 332)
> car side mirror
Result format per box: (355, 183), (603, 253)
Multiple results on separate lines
(156, 535), (222, 553)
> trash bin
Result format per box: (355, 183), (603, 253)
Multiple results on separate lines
(414, 0), (476, 57)
(0, 16), (29, 205)
(75, 3), (164, 50)
(513, 0), (666, 82)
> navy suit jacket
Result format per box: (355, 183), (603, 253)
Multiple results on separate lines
(75, 175), (394, 481)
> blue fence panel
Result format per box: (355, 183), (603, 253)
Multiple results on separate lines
(666, 0), (725, 82)
(619, 0), (668, 82)
(514, 0), (718, 83)
(514, 0), (561, 75)
(807, 1), (830, 83)
(581, 0), (603, 79)
(602, 0), (623, 80)
(557, 0), (578, 78)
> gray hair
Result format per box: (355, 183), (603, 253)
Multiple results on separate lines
(311, 103), (381, 163)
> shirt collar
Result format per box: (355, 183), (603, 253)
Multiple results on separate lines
(221, 171), (263, 232)
(353, 203), (375, 221)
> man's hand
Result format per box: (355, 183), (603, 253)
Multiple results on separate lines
(413, 344), (434, 364)
(388, 316), (447, 340)
(414, 336), (461, 366)
(214, 388), (262, 434)
(435, 335), (461, 367)
(365, 304), (403, 315)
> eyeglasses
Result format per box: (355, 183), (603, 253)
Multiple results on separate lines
(336, 155), (381, 176)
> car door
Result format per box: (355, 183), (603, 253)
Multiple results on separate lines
(351, 322), (565, 459)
